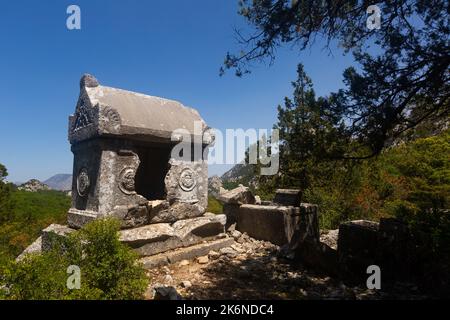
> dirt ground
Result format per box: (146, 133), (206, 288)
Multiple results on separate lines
(145, 232), (427, 300)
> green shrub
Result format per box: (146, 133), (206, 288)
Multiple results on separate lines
(11, 190), (70, 222)
(0, 189), (70, 262)
(1, 218), (148, 300)
(207, 196), (223, 214)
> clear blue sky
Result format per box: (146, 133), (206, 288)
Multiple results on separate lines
(0, 0), (355, 183)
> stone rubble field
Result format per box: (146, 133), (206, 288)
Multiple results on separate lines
(146, 229), (427, 300)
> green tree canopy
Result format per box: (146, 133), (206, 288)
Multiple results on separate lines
(0, 163), (8, 181)
(274, 64), (349, 189)
(0, 163), (14, 223)
(223, 0), (449, 157)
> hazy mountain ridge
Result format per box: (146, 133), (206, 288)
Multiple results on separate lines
(44, 174), (72, 191)
(220, 162), (258, 189)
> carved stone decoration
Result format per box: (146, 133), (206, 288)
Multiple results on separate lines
(77, 168), (90, 197)
(119, 167), (137, 195)
(72, 103), (93, 133)
(179, 168), (197, 192)
(100, 106), (121, 133)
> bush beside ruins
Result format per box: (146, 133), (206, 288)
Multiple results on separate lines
(0, 218), (148, 300)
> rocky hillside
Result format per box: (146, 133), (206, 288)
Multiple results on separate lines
(18, 179), (50, 192)
(207, 175), (223, 197)
(44, 174), (72, 191)
(220, 162), (258, 189)
(207, 162), (259, 199)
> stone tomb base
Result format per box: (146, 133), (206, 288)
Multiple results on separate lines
(237, 203), (319, 246)
(20, 213), (233, 268)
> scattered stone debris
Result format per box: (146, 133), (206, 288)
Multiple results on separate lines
(152, 285), (182, 300)
(208, 251), (220, 260)
(180, 280), (192, 288)
(163, 275), (174, 284)
(197, 256), (209, 264)
(179, 260), (190, 267)
(320, 229), (339, 250)
(146, 230), (428, 300)
(230, 230), (242, 240)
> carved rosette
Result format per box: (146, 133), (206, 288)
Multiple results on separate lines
(119, 167), (137, 195)
(100, 106), (121, 133)
(77, 168), (90, 197)
(179, 168), (197, 192)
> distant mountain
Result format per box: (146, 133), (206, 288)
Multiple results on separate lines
(221, 162), (258, 189)
(44, 174), (72, 191)
(208, 175), (223, 197)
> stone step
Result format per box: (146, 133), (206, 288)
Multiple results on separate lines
(119, 214), (226, 256)
(25, 214), (227, 260)
(139, 237), (235, 269)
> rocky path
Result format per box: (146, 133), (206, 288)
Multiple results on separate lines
(145, 230), (426, 300)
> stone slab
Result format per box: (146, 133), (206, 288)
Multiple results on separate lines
(42, 224), (76, 252)
(217, 185), (255, 205)
(119, 214), (226, 256)
(67, 209), (97, 229)
(377, 218), (413, 281)
(337, 220), (379, 283)
(139, 237), (235, 269)
(16, 236), (42, 261)
(273, 189), (302, 206)
(70, 74), (209, 144)
(238, 204), (318, 246)
(222, 203), (240, 228)
(23, 214), (227, 261)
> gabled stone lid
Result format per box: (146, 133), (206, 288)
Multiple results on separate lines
(69, 74), (212, 145)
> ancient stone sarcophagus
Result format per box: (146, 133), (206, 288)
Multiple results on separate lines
(67, 74), (214, 229)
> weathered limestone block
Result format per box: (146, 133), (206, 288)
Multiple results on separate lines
(173, 214), (226, 241)
(237, 204), (318, 246)
(16, 236), (43, 261)
(218, 185), (256, 227)
(41, 224), (76, 252)
(165, 159), (208, 209)
(337, 220), (379, 282)
(111, 204), (150, 229)
(139, 238), (235, 269)
(119, 214), (226, 256)
(69, 74), (209, 145)
(149, 201), (205, 224)
(68, 208), (97, 229)
(153, 286), (182, 300)
(222, 203), (241, 228)
(119, 223), (175, 244)
(280, 205), (338, 274)
(273, 189), (302, 207)
(43, 214), (226, 258)
(119, 223), (180, 256)
(291, 240), (339, 276)
(377, 218), (414, 281)
(217, 185), (256, 205)
(290, 203), (320, 244)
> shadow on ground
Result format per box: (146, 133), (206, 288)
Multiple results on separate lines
(183, 248), (377, 300)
